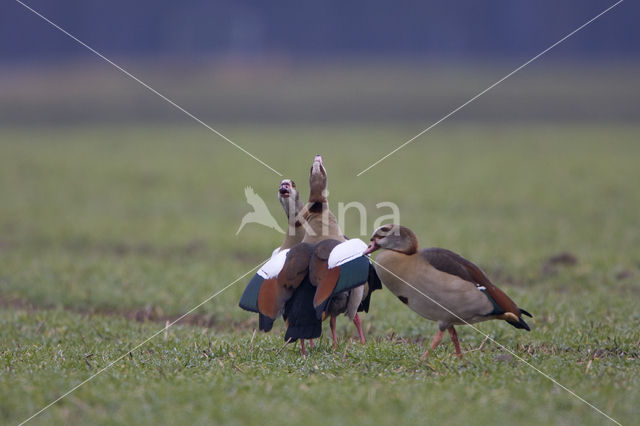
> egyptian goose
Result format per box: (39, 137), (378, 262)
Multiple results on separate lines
(364, 224), (531, 359)
(274, 179), (305, 254)
(239, 178), (321, 355)
(273, 178), (317, 351)
(301, 155), (381, 348)
(239, 156), (381, 354)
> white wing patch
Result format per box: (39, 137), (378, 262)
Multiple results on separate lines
(477, 286), (487, 291)
(271, 246), (281, 259)
(328, 239), (368, 268)
(258, 249), (289, 278)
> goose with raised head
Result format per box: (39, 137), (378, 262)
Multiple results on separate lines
(239, 178), (319, 355)
(301, 155), (381, 348)
(274, 179), (305, 254)
(364, 224), (531, 359)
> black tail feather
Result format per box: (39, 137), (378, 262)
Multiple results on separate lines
(506, 316), (531, 331)
(357, 290), (373, 313)
(520, 308), (532, 318)
(358, 262), (383, 313)
(283, 276), (322, 342)
(284, 323), (322, 343)
(259, 314), (275, 332)
(368, 263), (383, 291)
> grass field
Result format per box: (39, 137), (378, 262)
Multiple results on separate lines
(1, 122), (639, 425)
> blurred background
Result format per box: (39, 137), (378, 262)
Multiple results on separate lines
(1, 0), (638, 125)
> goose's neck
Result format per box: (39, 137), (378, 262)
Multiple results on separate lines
(301, 202), (345, 243)
(280, 197), (304, 249)
(281, 222), (304, 250)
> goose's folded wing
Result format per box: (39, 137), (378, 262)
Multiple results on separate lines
(311, 239), (371, 316)
(308, 239), (341, 303)
(238, 248), (289, 313)
(260, 243), (313, 320)
(239, 243), (314, 332)
(421, 247), (531, 329)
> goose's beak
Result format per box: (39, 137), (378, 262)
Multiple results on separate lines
(311, 155), (324, 173)
(363, 241), (379, 255)
(279, 181), (291, 197)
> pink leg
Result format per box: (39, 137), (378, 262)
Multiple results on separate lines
(447, 326), (463, 359)
(330, 315), (338, 349)
(353, 313), (366, 345)
(309, 339), (314, 348)
(300, 339), (306, 357)
(422, 329), (444, 359)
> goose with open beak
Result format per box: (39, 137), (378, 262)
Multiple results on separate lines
(275, 179), (305, 254)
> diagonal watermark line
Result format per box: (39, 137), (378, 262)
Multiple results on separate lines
(356, 0), (625, 176)
(18, 258), (269, 426)
(14, 0), (283, 177)
(370, 258), (622, 425)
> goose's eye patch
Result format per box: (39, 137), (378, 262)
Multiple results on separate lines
(379, 225), (393, 234)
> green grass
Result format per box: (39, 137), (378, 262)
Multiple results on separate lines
(1, 123), (639, 425)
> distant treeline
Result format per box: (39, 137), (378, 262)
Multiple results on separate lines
(1, 61), (638, 124)
(1, 0), (637, 62)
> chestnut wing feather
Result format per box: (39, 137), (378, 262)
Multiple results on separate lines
(309, 239), (342, 308)
(420, 247), (521, 316)
(310, 239), (371, 317)
(257, 243), (313, 322)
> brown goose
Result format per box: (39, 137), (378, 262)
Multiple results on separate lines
(364, 224), (531, 359)
(275, 179), (305, 254)
(277, 178), (318, 352)
(302, 155), (380, 348)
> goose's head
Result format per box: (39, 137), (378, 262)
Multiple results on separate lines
(364, 224), (418, 255)
(309, 154), (328, 203)
(278, 179), (301, 219)
(278, 179), (297, 200)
